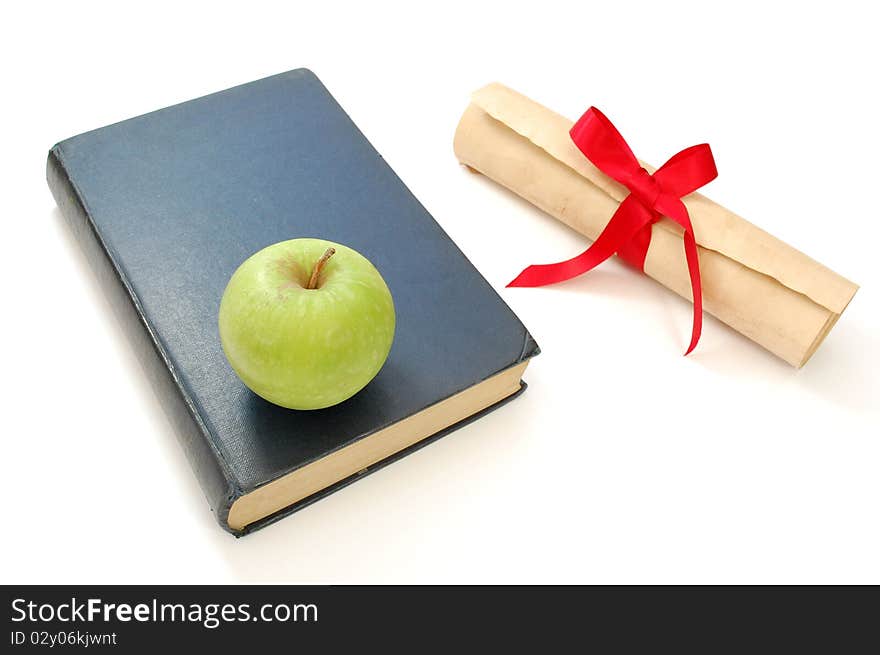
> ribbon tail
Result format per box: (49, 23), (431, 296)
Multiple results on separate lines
(655, 195), (704, 355)
(506, 228), (619, 287)
(508, 196), (653, 287)
(682, 228), (702, 355)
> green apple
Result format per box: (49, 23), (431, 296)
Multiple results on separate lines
(219, 238), (395, 410)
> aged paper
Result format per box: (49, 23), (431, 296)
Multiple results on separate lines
(454, 83), (859, 367)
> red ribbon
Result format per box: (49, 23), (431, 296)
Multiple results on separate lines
(507, 107), (718, 354)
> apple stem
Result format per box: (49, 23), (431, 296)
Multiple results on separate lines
(307, 247), (336, 289)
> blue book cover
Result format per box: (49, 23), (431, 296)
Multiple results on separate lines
(47, 69), (538, 535)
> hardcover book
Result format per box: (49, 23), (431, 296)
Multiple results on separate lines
(47, 69), (539, 535)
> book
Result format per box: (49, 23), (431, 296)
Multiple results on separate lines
(47, 69), (539, 535)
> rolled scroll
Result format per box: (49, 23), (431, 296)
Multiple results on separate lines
(453, 83), (859, 367)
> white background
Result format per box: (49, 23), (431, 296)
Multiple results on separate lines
(3, 1), (877, 584)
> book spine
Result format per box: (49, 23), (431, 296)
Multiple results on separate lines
(47, 146), (242, 535)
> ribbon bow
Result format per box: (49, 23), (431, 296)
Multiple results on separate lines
(508, 107), (718, 354)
